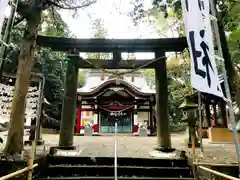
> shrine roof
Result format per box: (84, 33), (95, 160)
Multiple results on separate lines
(179, 74), (226, 106)
(77, 70), (155, 97)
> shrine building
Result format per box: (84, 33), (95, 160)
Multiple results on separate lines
(76, 69), (156, 134)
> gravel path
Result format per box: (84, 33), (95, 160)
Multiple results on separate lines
(0, 132), (238, 164)
(34, 133), (238, 164)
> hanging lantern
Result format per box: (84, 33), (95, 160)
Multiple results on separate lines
(100, 70), (104, 81)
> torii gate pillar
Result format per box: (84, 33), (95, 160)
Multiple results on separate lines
(154, 50), (172, 151)
(59, 51), (79, 149)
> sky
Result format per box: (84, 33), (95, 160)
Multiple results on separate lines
(59, 0), (159, 59)
(59, 0), (156, 39)
(2, 0), (172, 59)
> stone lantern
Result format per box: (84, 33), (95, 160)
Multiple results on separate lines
(179, 98), (200, 148)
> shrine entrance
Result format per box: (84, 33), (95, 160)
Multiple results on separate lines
(100, 110), (132, 133)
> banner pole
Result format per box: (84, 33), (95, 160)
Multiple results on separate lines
(198, 91), (204, 155)
(114, 118), (118, 180)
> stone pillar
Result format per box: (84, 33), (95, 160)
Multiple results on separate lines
(149, 101), (153, 135)
(59, 53), (79, 149)
(154, 50), (171, 150)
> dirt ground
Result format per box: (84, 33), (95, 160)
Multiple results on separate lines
(0, 132), (238, 164)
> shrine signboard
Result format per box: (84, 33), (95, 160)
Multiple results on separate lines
(181, 0), (223, 98)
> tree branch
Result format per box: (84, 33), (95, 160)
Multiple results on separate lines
(47, 0), (96, 10)
(14, 17), (25, 26)
(15, 0), (48, 24)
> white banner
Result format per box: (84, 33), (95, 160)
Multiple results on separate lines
(181, 0), (223, 98)
(0, 0), (9, 37)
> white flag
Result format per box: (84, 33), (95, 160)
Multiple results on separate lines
(181, 0), (223, 98)
(0, 0), (9, 36)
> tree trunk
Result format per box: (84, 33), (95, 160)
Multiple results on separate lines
(215, 0), (240, 107)
(4, 10), (41, 155)
(218, 21), (240, 108)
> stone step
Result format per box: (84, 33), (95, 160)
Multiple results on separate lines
(37, 177), (195, 180)
(47, 156), (189, 167)
(34, 156), (194, 180)
(42, 165), (192, 178)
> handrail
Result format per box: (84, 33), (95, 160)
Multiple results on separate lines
(0, 131), (38, 180)
(0, 164), (38, 180)
(198, 165), (240, 180)
(191, 134), (197, 180)
(194, 162), (238, 167)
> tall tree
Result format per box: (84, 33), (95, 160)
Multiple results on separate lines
(136, 0), (240, 106)
(218, 0), (240, 106)
(91, 18), (108, 39)
(4, 0), (96, 155)
(152, 0), (240, 95)
(131, 0), (191, 123)
(143, 54), (192, 124)
(78, 70), (86, 87)
(2, 11), (68, 125)
(140, 6), (184, 38)
(87, 18), (110, 60)
(33, 10), (67, 122)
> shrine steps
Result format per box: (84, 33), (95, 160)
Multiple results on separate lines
(36, 177), (194, 180)
(34, 156), (194, 180)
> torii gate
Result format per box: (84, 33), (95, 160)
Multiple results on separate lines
(36, 35), (187, 152)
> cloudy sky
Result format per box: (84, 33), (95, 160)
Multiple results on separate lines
(2, 0), (169, 59)
(59, 0), (160, 59)
(59, 0), (157, 39)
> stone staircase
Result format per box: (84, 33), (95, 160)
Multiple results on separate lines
(35, 156), (194, 180)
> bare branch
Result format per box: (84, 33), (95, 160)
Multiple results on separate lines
(47, 0), (96, 10)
